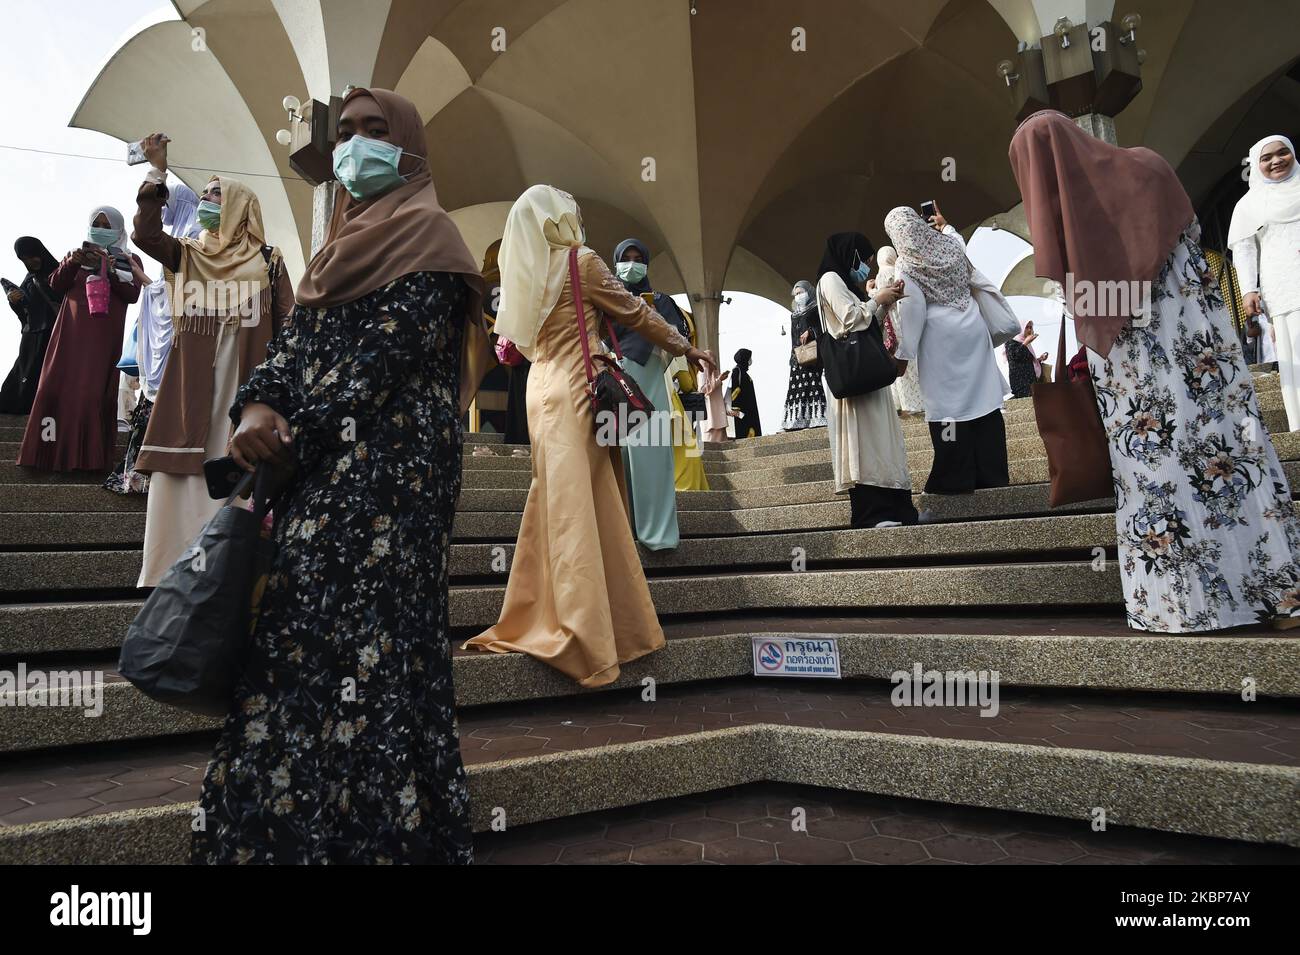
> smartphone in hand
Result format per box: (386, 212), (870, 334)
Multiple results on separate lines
(127, 135), (167, 166)
(203, 455), (247, 500)
(920, 200), (937, 221)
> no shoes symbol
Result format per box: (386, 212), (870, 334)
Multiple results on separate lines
(758, 642), (783, 671)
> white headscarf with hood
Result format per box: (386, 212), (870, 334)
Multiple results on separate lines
(494, 184), (590, 358)
(1228, 135), (1300, 247)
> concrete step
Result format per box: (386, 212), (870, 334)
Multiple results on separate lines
(22, 496), (1279, 597)
(0, 510), (1123, 594)
(8, 462), (1300, 549)
(0, 423), (506, 445)
(0, 676), (1295, 861)
(0, 560), (1124, 660)
(703, 372), (1284, 454)
(3, 613), (1299, 755)
(710, 405), (1289, 457)
(0, 372), (1284, 456)
(15, 433), (1300, 515)
(700, 435), (1053, 470)
(447, 561), (1121, 631)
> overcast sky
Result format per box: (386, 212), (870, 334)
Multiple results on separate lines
(0, 3), (1067, 435)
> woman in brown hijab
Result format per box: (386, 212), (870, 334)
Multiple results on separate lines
(1010, 110), (1300, 633)
(130, 138), (296, 586)
(191, 88), (491, 865)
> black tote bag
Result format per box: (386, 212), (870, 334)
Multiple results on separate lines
(816, 304), (898, 399)
(119, 466), (276, 717)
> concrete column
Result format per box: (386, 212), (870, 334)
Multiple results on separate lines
(310, 181), (335, 256)
(1074, 112), (1117, 144)
(692, 296), (719, 357)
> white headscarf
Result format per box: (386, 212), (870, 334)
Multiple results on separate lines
(876, 245), (898, 286)
(162, 180), (203, 241)
(884, 206), (972, 310)
(1228, 135), (1300, 247)
(88, 204), (128, 253)
(494, 184), (589, 356)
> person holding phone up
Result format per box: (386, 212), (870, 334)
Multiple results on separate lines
(815, 231), (919, 528)
(16, 209), (142, 471)
(129, 133), (295, 587)
(0, 237), (61, 414)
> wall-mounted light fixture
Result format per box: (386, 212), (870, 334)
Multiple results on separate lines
(1119, 13), (1141, 45)
(997, 59), (1020, 87)
(1053, 16), (1073, 49)
(276, 94), (303, 148)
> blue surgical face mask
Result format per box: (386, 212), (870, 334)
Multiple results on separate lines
(615, 260), (648, 286)
(333, 135), (419, 200)
(196, 200), (222, 233)
(851, 261), (872, 285)
(87, 227), (119, 248)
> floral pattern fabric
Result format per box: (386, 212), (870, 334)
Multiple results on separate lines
(1089, 223), (1300, 632)
(192, 270), (473, 864)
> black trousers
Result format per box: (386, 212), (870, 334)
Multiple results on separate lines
(849, 485), (919, 528)
(924, 410), (1010, 495)
(504, 360), (531, 445)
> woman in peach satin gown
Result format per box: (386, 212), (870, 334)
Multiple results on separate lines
(463, 185), (715, 686)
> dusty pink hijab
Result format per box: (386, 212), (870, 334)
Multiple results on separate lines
(1009, 110), (1193, 356)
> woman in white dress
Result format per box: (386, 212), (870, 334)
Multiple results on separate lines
(877, 246), (925, 416)
(1229, 134), (1300, 428)
(1011, 110), (1300, 632)
(885, 207), (1009, 495)
(815, 232), (917, 528)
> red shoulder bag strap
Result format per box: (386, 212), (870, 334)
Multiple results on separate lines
(568, 248), (626, 385)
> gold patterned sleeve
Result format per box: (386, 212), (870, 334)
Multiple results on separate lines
(580, 251), (691, 357)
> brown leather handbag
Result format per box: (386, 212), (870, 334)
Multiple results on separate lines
(1031, 320), (1114, 507)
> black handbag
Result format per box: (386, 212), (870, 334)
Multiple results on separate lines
(816, 300), (898, 399)
(679, 390), (706, 416)
(119, 466), (277, 718)
(569, 247), (656, 444)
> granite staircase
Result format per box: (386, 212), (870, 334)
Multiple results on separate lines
(0, 371), (1297, 863)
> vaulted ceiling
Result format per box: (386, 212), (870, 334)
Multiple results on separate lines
(72, 0), (1300, 344)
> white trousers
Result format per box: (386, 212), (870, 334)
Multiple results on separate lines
(1272, 308), (1300, 432)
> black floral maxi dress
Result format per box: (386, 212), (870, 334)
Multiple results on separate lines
(781, 304), (827, 430)
(191, 271), (474, 864)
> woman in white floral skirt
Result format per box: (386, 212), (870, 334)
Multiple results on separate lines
(1011, 110), (1300, 633)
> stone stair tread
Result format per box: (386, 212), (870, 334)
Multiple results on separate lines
(0, 512), (1129, 593)
(1, 676), (1296, 833)
(4, 610), (1297, 756)
(649, 611), (1288, 642)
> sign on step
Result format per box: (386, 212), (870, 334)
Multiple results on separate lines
(751, 636), (841, 678)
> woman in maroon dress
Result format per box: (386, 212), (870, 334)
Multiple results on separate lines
(17, 206), (142, 472)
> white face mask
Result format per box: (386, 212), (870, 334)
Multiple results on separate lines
(793, 291), (809, 310)
(615, 260), (647, 286)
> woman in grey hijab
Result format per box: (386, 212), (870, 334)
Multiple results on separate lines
(782, 279), (826, 429)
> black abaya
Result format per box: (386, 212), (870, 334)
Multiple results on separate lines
(0, 272), (59, 414)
